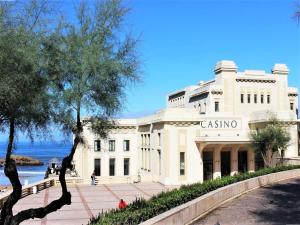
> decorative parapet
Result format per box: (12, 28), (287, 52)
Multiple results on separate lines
(236, 78), (276, 83)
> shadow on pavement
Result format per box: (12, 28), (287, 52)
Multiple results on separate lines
(249, 178), (300, 224)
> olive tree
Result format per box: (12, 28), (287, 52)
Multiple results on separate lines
(250, 119), (291, 168)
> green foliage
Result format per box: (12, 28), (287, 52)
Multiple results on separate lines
(89, 165), (300, 225)
(250, 118), (291, 167)
(0, 0), (53, 139)
(43, 0), (140, 136)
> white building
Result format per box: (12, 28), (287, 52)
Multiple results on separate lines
(73, 60), (299, 185)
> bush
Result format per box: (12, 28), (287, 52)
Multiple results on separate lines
(89, 165), (300, 225)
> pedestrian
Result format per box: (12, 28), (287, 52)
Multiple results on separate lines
(118, 199), (127, 209)
(91, 171), (95, 185)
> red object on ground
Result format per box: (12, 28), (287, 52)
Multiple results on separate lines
(118, 199), (127, 209)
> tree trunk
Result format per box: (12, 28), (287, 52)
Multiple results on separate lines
(8, 109), (83, 225)
(264, 148), (274, 168)
(0, 118), (22, 225)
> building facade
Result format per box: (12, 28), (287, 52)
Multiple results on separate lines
(73, 60), (299, 185)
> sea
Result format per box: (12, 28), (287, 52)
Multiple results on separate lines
(0, 141), (71, 185)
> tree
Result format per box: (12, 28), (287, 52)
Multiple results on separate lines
(0, 0), (140, 224)
(250, 119), (291, 168)
(0, 1), (53, 224)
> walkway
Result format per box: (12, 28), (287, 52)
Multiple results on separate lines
(193, 177), (300, 225)
(10, 182), (168, 225)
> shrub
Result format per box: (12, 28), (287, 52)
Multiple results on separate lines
(89, 165), (300, 225)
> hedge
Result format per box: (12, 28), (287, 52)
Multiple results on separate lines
(89, 165), (300, 225)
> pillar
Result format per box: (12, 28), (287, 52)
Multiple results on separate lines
(231, 145), (239, 176)
(248, 148), (255, 172)
(213, 145), (223, 179)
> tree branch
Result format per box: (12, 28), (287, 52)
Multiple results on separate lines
(10, 132), (82, 225)
(0, 118), (22, 225)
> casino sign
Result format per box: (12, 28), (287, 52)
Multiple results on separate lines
(199, 119), (242, 129)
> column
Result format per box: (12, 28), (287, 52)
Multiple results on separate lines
(213, 145), (223, 179)
(230, 145), (239, 176)
(248, 148), (255, 172)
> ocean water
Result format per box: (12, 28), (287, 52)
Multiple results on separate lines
(0, 141), (71, 185)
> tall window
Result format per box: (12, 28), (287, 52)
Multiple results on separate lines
(158, 133), (161, 146)
(123, 140), (130, 151)
(247, 94), (251, 103)
(261, 94), (264, 103)
(215, 101), (219, 112)
(180, 152), (185, 176)
(94, 159), (101, 176)
(109, 140), (115, 152)
(254, 94), (257, 103)
(109, 158), (115, 176)
(94, 140), (101, 152)
(241, 94), (244, 103)
(124, 158), (130, 175)
(267, 95), (270, 104)
(290, 102), (294, 110)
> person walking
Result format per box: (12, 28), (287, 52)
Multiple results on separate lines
(91, 171), (95, 185)
(118, 199), (127, 209)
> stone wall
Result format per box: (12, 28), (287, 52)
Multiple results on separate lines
(140, 169), (300, 225)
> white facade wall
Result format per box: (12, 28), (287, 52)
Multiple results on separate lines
(73, 60), (299, 185)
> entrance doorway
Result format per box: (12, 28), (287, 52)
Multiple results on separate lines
(203, 151), (213, 180)
(238, 151), (248, 173)
(255, 152), (264, 170)
(221, 151), (231, 176)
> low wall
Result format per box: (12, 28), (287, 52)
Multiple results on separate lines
(281, 157), (300, 166)
(140, 169), (300, 225)
(0, 178), (54, 209)
(0, 177), (83, 210)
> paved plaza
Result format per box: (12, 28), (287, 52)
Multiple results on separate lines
(193, 177), (300, 225)
(10, 182), (168, 225)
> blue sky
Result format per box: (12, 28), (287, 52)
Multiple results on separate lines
(0, 0), (299, 142)
(121, 0), (300, 117)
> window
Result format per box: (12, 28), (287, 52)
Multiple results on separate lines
(254, 94), (257, 103)
(247, 94), (251, 103)
(148, 134), (150, 143)
(123, 140), (130, 151)
(215, 101), (219, 112)
(94, 159), (101, 176)
(124, 158), (130, 175)
(109, 140), (115, 152)
(180, 152), (185, 176)
(94, 140), (101, 152)
(267, 95), (270, 104)
(241, 94), (244, 103)
(109, 158), (115, 176)
(158, 133), (161, 146)
(261, 94), (264, 104)
(290, 102), (294, 110)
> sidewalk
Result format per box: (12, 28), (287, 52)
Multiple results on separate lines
(11, 182), (168, 225)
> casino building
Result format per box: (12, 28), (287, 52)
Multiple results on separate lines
(73, 60), (299, 185)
